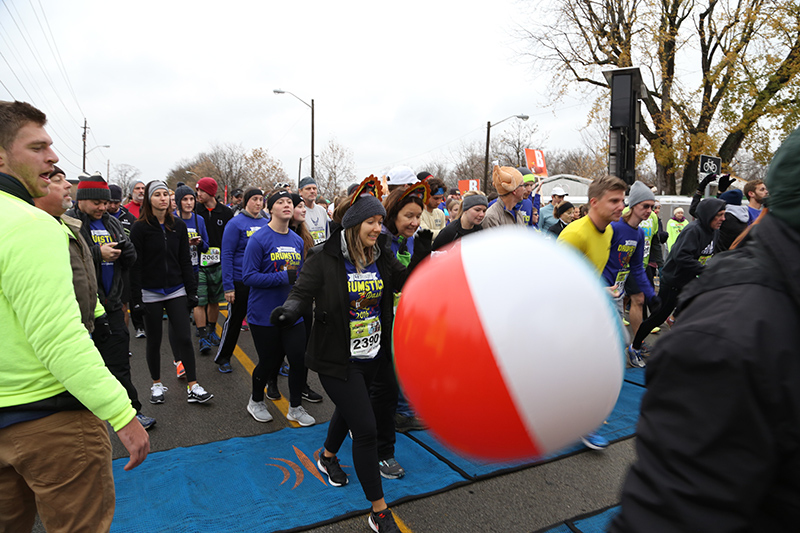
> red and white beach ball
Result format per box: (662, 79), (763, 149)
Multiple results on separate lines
(393, 227), (624, 461)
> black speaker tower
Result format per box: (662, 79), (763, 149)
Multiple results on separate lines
(603, 68), (645, 186)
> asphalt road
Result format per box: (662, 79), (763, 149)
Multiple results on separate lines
(34, 309), (645, 533)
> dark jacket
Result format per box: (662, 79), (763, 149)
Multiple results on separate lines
(129, 216), (196, 305)
(280, 228), (409, 380)
(66, 207), (136, 312)
(660, 198), (724, 286)
(195, 198), (233, 249)
(611, 214), (800, 533)
(547, 219), (568, 237)
(432, 218), (482, 250)
(111, 205), (137, 237)
(716, 204), (749, 253)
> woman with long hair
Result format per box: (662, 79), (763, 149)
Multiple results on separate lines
(242, 190), (315, 426)
(130, 181), (213, 404)
(271, 187), (407, 533)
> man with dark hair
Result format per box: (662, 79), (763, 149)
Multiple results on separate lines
(611, 127), (800, 533)
(419, 177), (447, 238)
(743, 178), (768, 224)
(0, 100), (148, 531)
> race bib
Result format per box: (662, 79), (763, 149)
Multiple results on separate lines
(310, 229), (326, 245)
(642, 238), (652, 261)
(615, 269), (630, 286)
(350, 316), (381, 359)
(200, 247), (220, 267)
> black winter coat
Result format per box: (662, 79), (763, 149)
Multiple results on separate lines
(281, 228), (409, 380)
(661, 198), (725, 286)
(66, 208), (136, 312)
(129, 216), (196, 305)
(611, 214), (800, 533)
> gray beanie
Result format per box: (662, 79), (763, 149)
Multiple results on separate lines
(175, 184), (195, 208)
(628, 181), (655, 207)
(461, 194), (488, 213)
(298, 176), (316, 190)
(342, 195), (386, 229)
(129, 180), (144, 196)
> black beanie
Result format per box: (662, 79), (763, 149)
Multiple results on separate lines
(108, 184), (123, 201)
(290, 193), (303, 207)
(243, 188), (263, 207)
(175, 184), (195, 209)
(342, 195), (386, 229)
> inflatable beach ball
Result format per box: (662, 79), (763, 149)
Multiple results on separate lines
(393, 227), (624, 461)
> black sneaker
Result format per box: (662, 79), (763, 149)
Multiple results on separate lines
(302, 385), (323, 403)
(394, 414), (427, 433)
(378, 457), (405, 479)
(368, 508), (400, 532)
(266, 380), (281, 401)
(317, 454), (348, 487)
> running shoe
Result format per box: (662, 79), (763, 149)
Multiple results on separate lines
(266, 380), (281, 401)
(174, 361), (186, 379)
(218, 362), (232, 374)
(287, 405), (315, 426)
(317, 454), (348, 487)
(626, 345), (646, 368)
(135, 328), (146, 338)
(207, 330), (221, 346)
(247, 396), (273, 422)
(302, 385), (323, 403)
(378, 458), (405, 479)
(394, 414), (427, 433)
(368, 508), (401, 532)
(149, 382), (167, 404)
(278, 361), (290, 376)
(187, 383), (213, 403)
(650, 326), (661, 334)
(581, 431), (609, 450)
(622, 317), (630, 326)
(199, 336), (213, 355)
(136, 413), (156, 430)
(241, 319), (249, 332)
(640, 341), (653, 356)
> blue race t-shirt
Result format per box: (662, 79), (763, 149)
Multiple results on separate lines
(242, 225), (304, 327)
(601, 219), (655, 300)
(179, 212), (209, 272)
(345, 260), (383, 359)
(89, 219), (114, 297)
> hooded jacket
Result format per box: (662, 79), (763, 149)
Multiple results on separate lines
(660, 198), (725, 286)
(194, 198), (233, 251)
(716, 204), (749, 253)
(611, 214), (800, 532)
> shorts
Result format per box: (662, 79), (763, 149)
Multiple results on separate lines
(624, 274), (642, 296)
(198, 264), (225, 306)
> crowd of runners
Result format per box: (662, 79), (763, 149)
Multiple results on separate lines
(1, 99), (787, 533)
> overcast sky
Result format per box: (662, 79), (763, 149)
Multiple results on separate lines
(1, 0), (597, 186)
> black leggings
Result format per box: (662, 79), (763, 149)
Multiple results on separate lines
(632, 280), (682, 349)
(250, 323), (305, 407)
(320, 359), (383, 503)
(94, 308), (140, 412)
(144, 296), (197, 383)
(215, 280), (249, 364)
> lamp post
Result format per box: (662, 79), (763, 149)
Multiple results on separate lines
(483, 114), (529, 193)
(274, 89), (315, 179)
(298, 154), (319, 183)
(83, 144), (110, 173)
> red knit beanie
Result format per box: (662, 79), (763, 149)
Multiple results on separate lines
(196, 177), (218, 197)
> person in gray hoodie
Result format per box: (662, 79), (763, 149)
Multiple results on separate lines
(627, 196), (726, 359)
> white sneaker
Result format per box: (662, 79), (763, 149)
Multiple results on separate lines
(187, 383), (213, 403)
(247, 396), (273, 422)
(287, 405), (315, 427)
(149, 382), (167, 404)
(135, 328), (146, 338)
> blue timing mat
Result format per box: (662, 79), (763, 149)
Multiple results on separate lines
(537, 505), (621, 533)
(111, 423), (467, 533)
(407, 380), (645, 479)
(624, 367), (646, 387)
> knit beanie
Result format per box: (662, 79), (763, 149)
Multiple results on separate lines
(417, 171), (432, 181)
(298, 176), (316, 190)
(718, 189), (743, 206)
(492, 166), (524, 195)
(267, 190), (292, 211)
(291, 193), (303, 207)
(461, 194), (488, 213)
(174, 184), (195, 208)
(148, 180), (169, 200)
(196, 177), (218, 197)
(129, 180), (144, 196)
(342, 195), (386, 229)
(108, 184), (123, 201)
(766, 126), (800, 232)
(628, 181), (655, 207)
(555, 201), (575, 218)
(518, 166), (536, 183)
(76, 172), (111, 201)
(243, 187), (263, 207)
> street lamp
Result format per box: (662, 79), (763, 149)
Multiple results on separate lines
(274, 89), (315, 179)
(298, 154), (319, 182)
(483, 114), (529, 193)
(83, 144), (110, 173)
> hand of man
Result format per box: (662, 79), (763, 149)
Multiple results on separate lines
(116, 416), (150, 471)
(224, 290), (235, 304)
(698, 173), (717, 193)
(100, 243), (122, 262)
(718, 174), (734, 193)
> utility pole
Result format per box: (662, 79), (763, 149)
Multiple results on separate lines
(82, 118), (88, 172)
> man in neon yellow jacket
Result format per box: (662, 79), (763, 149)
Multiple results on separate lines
(0, 100), (149, 532)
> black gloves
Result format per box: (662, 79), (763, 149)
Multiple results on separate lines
(698, 173), (717, 192)
(186, 294), (199, 311)
(93, 314), (112, 344)
(416, 229), (433, 251)
(270, 306), (299, 328)
(717, 174), (733, 193)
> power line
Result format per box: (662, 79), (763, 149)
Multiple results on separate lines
(35, 0), (85, 117)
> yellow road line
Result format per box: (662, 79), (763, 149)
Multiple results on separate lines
(217, 310), (299, 427)
(395, 512), (413, 532)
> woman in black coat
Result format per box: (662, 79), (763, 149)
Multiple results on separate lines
(271, 193), (406, 533)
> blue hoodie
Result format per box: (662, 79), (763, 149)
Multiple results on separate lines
(221, 211), (269, 292)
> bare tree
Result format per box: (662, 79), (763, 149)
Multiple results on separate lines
(204, 142), (250, 195)
(243, 147), (288, 191)
(449, 140), (487, 188)
(111, 164), (141, 197)
(493, 121), (546, 168)
(316, 138), (356, 200)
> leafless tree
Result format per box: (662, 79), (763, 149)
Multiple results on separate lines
(316, 138), (356, 200)
(110, 164), (142, 198)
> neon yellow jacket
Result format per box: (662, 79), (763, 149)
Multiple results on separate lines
(0, 190), (135, 431)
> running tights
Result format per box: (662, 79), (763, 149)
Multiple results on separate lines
(250, 322), (305, 407)
(144, 296), (197, 383)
